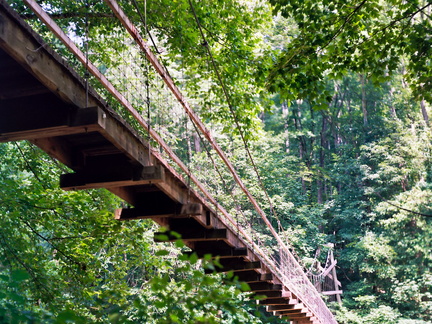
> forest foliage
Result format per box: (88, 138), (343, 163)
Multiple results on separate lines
(1, 0), (432, 323)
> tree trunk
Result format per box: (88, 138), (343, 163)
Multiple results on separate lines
(420, 98), (429, 126)
(389, 86), (397, 118)
(317, 112), (327, 204)
(360, 74), (368, 126)
(193, 133), (201, 153)
(293, 103), (307, 193)
(282, 101), (290, 153)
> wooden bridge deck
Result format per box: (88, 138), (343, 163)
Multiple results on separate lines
(0, 2), (330, 323)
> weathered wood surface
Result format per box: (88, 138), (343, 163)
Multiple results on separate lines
(0, 2), (327, 323)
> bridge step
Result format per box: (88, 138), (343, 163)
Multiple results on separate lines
(116, 203), (210, 228)
(154, 229), (227, 242)
(185, 246), (248, 259)
(276, 310), (312, 317)
(256, 290), (283, 299)
(281, 313), (314, 321)
(267, 303), (304, 312)
(258, 297), (289, 305)
(61, 164), (165, 190)
(0, 103), (102, 142)
(206, 258), (261, 273)
(233, 270), (273, 283)
(249, 282), (282, 292)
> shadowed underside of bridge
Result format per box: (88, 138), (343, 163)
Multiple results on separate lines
(0, 2), (332, 323)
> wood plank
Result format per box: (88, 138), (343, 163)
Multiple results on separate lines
(180, 203), (203, 216)
(284, 313), (314, 319)
(0, 105), (103, 142)
(186, 243), (248, 259)
(60, 164), (165, 190)
(154, 228), (227, 242)
(258, 298), (289, 306)
(115, 191), (180, 219)
(249, 282), (282, 292)
(233, 270), (273, 283)
(274, 310), (313, 320)
(116, 203), (203, 221)
(268, 304), (296, 312)
(31, 137), (77, 169)
(275, 308), (309, 315)
(255, 290), (282, 299)
(322, 290), (343, 296)
(320, 259), (337, 278)
(210, 259), (261, 272)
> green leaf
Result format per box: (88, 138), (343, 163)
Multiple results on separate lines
(175, 239), (185, 248)
(189, 252), (199, 265)
(11, 270), (30, 282)
(155, 250), (170, 256)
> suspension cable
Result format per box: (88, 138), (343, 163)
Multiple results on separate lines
(101, 0), (299, 266)
(187, 0), (287, 236)
(21, 0), (280, 272)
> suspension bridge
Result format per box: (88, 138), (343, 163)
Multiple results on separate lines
(0, 1), (338, 323)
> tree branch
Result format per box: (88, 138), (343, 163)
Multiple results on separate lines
(375, 192), (432, 217)
(20, 12), (114, 20)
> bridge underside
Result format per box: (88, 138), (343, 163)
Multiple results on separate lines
(0, 2), (322, 323)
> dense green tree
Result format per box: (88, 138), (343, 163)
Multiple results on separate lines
(267, 0), (432, 104)
(0, 142), (279, 323)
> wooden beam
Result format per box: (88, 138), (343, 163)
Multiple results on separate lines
(320, 259), (337, 278)
(60, 164), (165, 190)
(30, 136), (76, 169)
(183, 238), (249, 259)
(267, 304), (300, 312)
(154, 229), (227, 242)
(258, 298), (289, 306)
(322, 290), (343, 296)
(330, 250), (342, 304)
(255, 290), (282, 299)
(0, 104), (103, 142)
(275, 309), (313, 319)
(180, 203), (203, 216)
(276, 309), (309, 316)
(116, 202), (205, 221)
(210, 259), (261, 272)
(284, 313), (314, 319)
(233, 270), (273, 283)
(115, 191), (180, 220)
(249, 282), (282, 292)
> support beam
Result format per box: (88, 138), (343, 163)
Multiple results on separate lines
(249, 282), (282, 292)
(61, 164), (164, 190)
(115, 203), (204, 221)
(255, 290), (282, 299)
(154, 229), (227, 242)
(233, 270), (273, 283)
(183, 239), (249, 259)
(0, 104), (102, 142)
(258, 298), (289, 306)
(268, 304), (300, 312)
(283, 313), (313, 320)
(209, 259), (261, 273)
(322, 290), (343, 296)
(275, 309), (309, 316)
